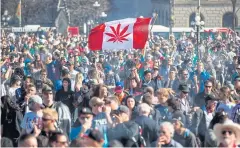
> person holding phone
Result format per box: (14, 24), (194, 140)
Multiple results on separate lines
(21, 95), (44, 134)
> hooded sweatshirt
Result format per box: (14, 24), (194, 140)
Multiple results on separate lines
(55, 78), (75, 114)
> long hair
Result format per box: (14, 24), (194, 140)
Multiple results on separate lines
(75, 73), (84, 87)
(219, 86), (235, 103)
(92, 84), (108, 98)
(62, 78), (72, 92)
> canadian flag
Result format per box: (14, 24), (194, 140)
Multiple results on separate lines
(88, 18), (152, 50)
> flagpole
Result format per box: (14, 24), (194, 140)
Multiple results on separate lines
(19, 0), (22, 27)
(150, 13), (158, 32)
(142, 13), (158, 56)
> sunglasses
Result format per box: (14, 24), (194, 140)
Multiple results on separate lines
(56, 141), (68, 145)
(80, 116), (91, 120)
(182, 91), (188, 94)
(222, 130), (233, 135)
(205, 86), (212, 88)
(42, 118), (51, 122)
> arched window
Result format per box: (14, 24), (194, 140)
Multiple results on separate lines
(222, 12), (238, 28)
(189, 12), (205, 27)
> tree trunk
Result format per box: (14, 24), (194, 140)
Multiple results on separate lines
(232, 0), (237, 32)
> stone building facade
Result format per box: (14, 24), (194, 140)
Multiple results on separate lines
(152, 0), (240, 28)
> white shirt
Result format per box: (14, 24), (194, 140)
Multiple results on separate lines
(8, 87), (20, 103)
(69, 70), (78, 91)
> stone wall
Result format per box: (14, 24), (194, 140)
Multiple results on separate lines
(173, 0), (240, 27)
(174, 4), (240, 27)
(152, 0), (240, 27)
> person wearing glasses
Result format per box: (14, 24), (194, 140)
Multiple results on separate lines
(213, 119), (240, 148)
(42, 86), (71, 137)
(70, 107), (93, 141)
(194, 80), (214, 109)
(31, 108), (59, 147)
(172, 69), (196, 96)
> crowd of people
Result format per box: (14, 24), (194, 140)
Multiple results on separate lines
(1, 28), (240, 147)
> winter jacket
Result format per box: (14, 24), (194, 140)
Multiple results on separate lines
(204, 129), (218, 147)
(231, 103), (240, 124)
(107, 121), (139, 147)
(134, 115), (159, 146)
(1, 104), (23, 147)
(190, 107), (214, 144)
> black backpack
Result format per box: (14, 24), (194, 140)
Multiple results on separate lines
(130, 126), (146, 147)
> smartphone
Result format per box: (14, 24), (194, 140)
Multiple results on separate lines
(35, 80), (43, 89)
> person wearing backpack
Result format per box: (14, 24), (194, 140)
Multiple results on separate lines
(134, 103), (159, 147)
(107, 105), (140, 147)
(172, 115), (198, 147)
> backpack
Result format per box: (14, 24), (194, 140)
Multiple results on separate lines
(184, 129), (200, 147)
(130, 126), (146, 147)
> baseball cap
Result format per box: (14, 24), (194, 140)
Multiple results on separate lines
(172, 115), (185, 126)
(114, 86), (123, 93)
(87, 129), (104, 143)
(205, 95), (217, 104)
(89, 97), (104, 108)
(117, 105), (129, 115)
(178, 84), (190, 93)
(29, 95), (45, 108)
(78, 107), (93, 115)
(42, 86), (53, 93)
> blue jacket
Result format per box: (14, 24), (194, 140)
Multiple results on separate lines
(190, 70), (210, 93)
(70, 126), (82, 141)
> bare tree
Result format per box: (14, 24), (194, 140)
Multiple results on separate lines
(66, 0), (111, 26)
(1, 0), (111, 27)
(1, 0), (59, 26)
(231, 0), (237, 31)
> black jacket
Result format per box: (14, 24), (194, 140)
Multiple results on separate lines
(55, 89), (75, 114)
(107, 121), (139, 147)
(134, 115), (159, 147)
(1, 97), (23, 147)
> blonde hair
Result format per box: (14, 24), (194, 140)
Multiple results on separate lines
(75, 73), (84, 86)
(156, 88), (175, 102)
(42, 108), (58, 120)
(197, 62), (204, 68)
